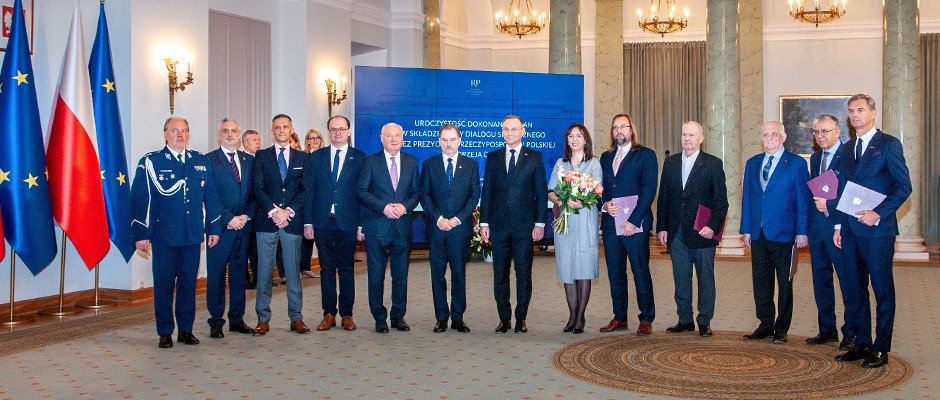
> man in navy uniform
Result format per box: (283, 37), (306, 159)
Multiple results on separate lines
(205, 117), (256, 338)
(131, 116), (221, 349)
(419, 123), (480, 333)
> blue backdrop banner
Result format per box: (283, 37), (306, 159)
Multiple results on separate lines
(354, 66), (584, 183)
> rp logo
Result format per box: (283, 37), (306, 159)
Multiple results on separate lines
(470, 79), (481, 87)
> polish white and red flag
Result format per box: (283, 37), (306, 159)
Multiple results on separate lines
(46, 4), (109, 268)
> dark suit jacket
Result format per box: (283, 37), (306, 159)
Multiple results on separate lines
(599, 145), (658, 233)
(251, 145), (309, 235)
(479, 146), (547, 231)
(419, 154), (480, 236)
(809, 143), (845, 238)
(655, 151), (728, 249)
(836, 130), (912, 237)
(740, 149), (811, 242)
(303, 146), (367, 232)
(207, 148), (255, 231)
(356, 150), (420, 241)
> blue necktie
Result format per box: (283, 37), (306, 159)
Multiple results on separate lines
(177, 153), (184, 166)
(855, 139), (863, 164)
(762, 155), (774, 182)
(508, 149), (517, 176)
(278, 147), (287, 180)
(332, 149), (341, 184)
(446, 157), (454, 188)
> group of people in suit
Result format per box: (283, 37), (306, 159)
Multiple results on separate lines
(131, 93), (910, 370)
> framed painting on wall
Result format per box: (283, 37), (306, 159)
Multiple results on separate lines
(1, 0), (33, 53)
(778, 95), (852, 156)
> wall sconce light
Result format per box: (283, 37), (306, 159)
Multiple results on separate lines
(325, 76), (348, 117)
(165, 57), (194, 114)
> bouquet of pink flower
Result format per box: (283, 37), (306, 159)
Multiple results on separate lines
(552, 166), (603, 235)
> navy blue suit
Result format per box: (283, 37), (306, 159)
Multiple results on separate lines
(357, 150), (420, 323)
(205, 148), (255, 328)
(419, 154), (480, 323)
(807, 143), (858, 339)
(251, 145), (309, 323)
(740, 149), (810, 334)
(836, 130), (911, 352)
(479, 146), (547, 322)
(304, 145), (367, 317)
(131, 147), (221, 336)
(599, 145), (658, 324)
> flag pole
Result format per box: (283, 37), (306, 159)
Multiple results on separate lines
(76, 263), (114, 309)
(1, 251), (35, 327)
(38, 235), (82, 317)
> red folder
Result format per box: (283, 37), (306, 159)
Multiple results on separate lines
(693, 204), (724, 242)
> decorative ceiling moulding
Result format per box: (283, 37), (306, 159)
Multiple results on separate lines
(311, 0), (353, 12)
(442, 31), (595, 51)
(391, 11), (425, 30)
(351, 2), (390, 27)
(623, 28), (705, 43)
(763, 22), (881, 42)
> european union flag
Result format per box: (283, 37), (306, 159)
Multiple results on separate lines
(89, 2), (134, 262)
(0, 0), (58, 274)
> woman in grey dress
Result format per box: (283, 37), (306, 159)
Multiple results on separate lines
(548, 124), (600, 334)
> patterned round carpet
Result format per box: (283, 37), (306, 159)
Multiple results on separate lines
(551, 332), (914, 399)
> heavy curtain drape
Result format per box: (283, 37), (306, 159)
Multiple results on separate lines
(623, 41), (706, 156)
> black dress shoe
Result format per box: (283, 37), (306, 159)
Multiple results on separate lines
(494, 319), (511, 333)
(390, 319), (410, 331)
(375, 321), (389, 333)
(451, 320), (471, 333)
(665, 322), (695, 333)
(805, 332), (838, 345)
(699, 325), (713, 337)
(572, 328), (584, 334)
(773, 333), (788, 343)
(743, 328), (774, 340)
(209, 326), (224, 339)
(177, 332), (200, 345)
(839, 336), (856, 350)
(433, 320), (447, 333)
(514, 320), (527, 333)
(835, 347), (871, 362)
(862, 351), (889, 368)
(158, 335), (173, 349)
(229, 322), (256, 334)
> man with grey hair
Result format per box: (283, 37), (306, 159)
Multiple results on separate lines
(805, 115), (857, 349)
(240, 129), (262, 290)
(740, 121), (811, 344)
(357, 122), (420, 333)
(832, 94), (912, 368)
(656, 121), (728, 337)
(205, 117), (257, 338)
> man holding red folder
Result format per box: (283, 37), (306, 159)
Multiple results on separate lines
(656, 121), (728, 337)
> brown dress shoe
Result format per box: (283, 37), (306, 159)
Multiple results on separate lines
(599, 319), (629, 332)
(254, 322), (270, 335)
(341, 316), (357, 331)
(290, 320), (311, 334)
(636, 321), (653, 336)
(317, 314), (336, 331)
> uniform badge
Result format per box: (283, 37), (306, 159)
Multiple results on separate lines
(194, 165), (207, 171)
(165, 153), (172, 160)
(170, 174), (175, 179)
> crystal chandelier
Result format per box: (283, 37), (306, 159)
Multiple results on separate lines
(495, 0), (547, 39)
(789, 0), (847, 27)
(637, 0), (689, 38)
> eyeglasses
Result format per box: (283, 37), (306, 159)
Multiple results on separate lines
(329, 127), (349, 133)
(612, 124), (631, 131)
(168, 128), (190, 134)
(502, 127), (523, 133)
(812, 128), (835, 135)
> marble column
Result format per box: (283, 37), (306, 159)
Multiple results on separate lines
(883, 1), (928, 260)
(593, 0), (623, 153)
(423, 0), (441, 69)
(704, 0), (744, 255)
(549, 0), (581, 74)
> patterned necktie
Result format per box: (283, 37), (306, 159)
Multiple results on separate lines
(613, 149), (624, 175)
(278, 147), (287, 180)
(761, 155), (774, 188)
(390, 156), (399, 190)
(332, 149), (341, 184)
(177, 153), (184, 166)
(228, 152), (240, 182)
(855, 139), (863, 164)
(446, 157), (454, 188)
(819, 150), (828, 175)
(508, 149), (517, 176)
